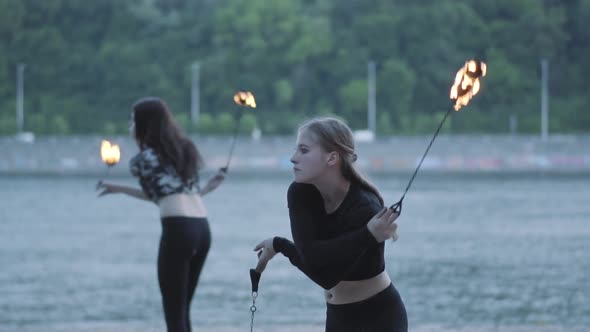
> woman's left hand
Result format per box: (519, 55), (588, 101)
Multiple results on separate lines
(367, 207), (399, 243)
(210, 169), (226, 187)
(96, 181), (118, 197)
(253, 237), (277, 273)
(201, 169), (226, 196)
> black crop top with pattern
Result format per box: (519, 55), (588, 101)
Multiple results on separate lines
(273, 181), (385, 290)
(129, 148), (200, 202)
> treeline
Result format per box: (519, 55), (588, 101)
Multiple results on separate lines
(1, 0), (589, 135)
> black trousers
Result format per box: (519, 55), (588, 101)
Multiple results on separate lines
(325, 283), (408, 332)
(158, 217), (211, 332)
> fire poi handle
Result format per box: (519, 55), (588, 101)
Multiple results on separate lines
(222, 111), (245, 173)
(98, 140), (120, 189)
(387, 59), (486, 221)
(224, 91), (256, 173)
(390, 199), (403, 215)
(250, 268), (261, 293)
(96, 165), (114, 190)
(249, 268), (261, 332)
(387, 106), (453, 217)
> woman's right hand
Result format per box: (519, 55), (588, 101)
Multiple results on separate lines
(253, 237), (277, 273)
(367, 207), (399, 243)
(96, 181), (119, 197)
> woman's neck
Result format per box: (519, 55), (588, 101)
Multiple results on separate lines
(314, 174), (351, 214)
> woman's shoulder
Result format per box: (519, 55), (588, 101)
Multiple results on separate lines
(347, 182), (383, 214)
(288, 181), (318, 196)
(130, 147), (160, 168)
(287, 182), (322, 208)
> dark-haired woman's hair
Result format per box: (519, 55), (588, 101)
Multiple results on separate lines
(299, 117), (384, 206)
(132, 97), (203, 183)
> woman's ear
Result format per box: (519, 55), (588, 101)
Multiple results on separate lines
(326, 151), (340, 167)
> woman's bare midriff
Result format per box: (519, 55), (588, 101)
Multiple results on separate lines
(324, 271), (391, 305)
(158, 193), (208, 218)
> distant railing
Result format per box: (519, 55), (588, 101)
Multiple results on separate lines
(1, 135), (590, 175)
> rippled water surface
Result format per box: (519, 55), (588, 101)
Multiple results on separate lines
(1, 173), (588, 331)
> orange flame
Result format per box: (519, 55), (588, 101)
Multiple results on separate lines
(450, 60), (487, 111)
(100, 140), (120, 166)
(233, 91), (257, 108)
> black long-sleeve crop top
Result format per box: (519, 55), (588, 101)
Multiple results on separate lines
(273, 181), (385, 290)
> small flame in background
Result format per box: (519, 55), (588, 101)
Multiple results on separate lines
(100, 140), (120, 166)
(234, 91), (257, 108)
(450, 60), (487, 111)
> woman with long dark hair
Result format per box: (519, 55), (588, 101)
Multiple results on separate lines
(97, 97), (225, 332)
(254, 117), (407, 331)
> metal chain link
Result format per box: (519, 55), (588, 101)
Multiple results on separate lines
(249, 291), (258, 332)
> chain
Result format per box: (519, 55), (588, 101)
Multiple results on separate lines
(249, 291), (258, 332)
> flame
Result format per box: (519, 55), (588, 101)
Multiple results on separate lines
(450, 60), (487, 111)
(100, 140), (121, 166)
(233, 91), (257, 108)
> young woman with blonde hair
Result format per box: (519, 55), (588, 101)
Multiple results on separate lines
(254, 117), (407, 331)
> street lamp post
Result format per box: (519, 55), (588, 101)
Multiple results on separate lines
(16, 63), (25, 133)
(540, 58), (549, 141)
(367, 60), (376, 135)
(190, 62), (200, 124)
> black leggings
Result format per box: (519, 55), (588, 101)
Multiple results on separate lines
(325, 283), (407, 332)
(158, 217), (211, 332)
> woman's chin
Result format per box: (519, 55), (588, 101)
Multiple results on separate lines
(293, 173), (307, 183)
(294, 177), (313, 184)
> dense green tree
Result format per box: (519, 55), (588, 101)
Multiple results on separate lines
(0, 0), (587, 135)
